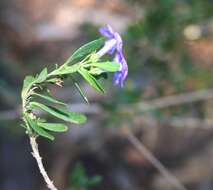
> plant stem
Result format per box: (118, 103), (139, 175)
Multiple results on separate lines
(30, 136), (58, 190)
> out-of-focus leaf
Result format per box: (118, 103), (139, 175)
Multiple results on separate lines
(70, 162), (86, 188)
(20, 124), (27, 129)
(87, 176), (102, 187)
(70, 162), (102, 189)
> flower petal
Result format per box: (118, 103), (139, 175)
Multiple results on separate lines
(99, 25), (114, 39)
(96, 39), (117, 57)
(114, 33), (123, 51)
(113, 52), (128, 87)
(98, 25), (128, 87)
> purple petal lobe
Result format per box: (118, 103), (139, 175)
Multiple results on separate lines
(98, 25), (128, 87)
(113, 52), (128, 87)
(99, 26), (114, 39)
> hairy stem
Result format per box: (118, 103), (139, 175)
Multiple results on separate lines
(30, 136), (58, 190)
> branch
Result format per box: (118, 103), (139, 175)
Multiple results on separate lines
(129, 115), (213, 130)
(123, 127), (188, 190)
(137, 89), (213, 111)
(30, 136), (58, 190)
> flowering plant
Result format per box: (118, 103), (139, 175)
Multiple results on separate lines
(20, 26), (128, 190)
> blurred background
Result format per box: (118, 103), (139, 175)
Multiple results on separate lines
(1, 0), (213, 190)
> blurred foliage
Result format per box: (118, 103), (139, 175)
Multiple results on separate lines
(125, 0), (213, 95)
(82, 0), (213, 122)
(69, 162), (102, 190)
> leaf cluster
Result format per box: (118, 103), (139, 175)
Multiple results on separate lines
(21, 38), (120, 140)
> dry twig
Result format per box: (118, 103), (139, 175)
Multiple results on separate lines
(123, 126), (188, 190)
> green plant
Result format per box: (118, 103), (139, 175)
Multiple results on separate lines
(20, 26), (128, 190)
(70, 162), (102, 190)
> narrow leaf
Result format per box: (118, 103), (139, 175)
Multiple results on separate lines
(36, 68), (48, 83)
(20, 124), (27, 129)
(30, 102), (87, 124)
(22, 76), (35, 91)
(92, 62), (120, 72)
(25, 113), (54, 141)
(78, 68), (105, 93)
(38, 122), (68, 132)
(48, 64), (80, 76)
(59, 64), (80, 75)
(22, 75), (36, 98)
(89, 68), (104, 75)
(32, 93), (66, 106)
(66, 38), (105, 64)
(74, 81), (89, 104)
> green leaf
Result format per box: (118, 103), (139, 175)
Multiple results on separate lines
(24, 113), (54, 140)
(21, 69), (48, 99)
(22, 75), (36, 98)
(48, 64), (80, 76)
(59, 64), (80, 74)
(87, 176), (102, 187)
(74, 81), (89, 104)
(89, 68), (104, 75)
(30, 102), (87, 124)
(32, 93), (67, 106)
(66, 38), (105, 64)
(22, 76), (35, 91)
(38, 123), (68, 132)
(92, 62), (120, 72)
(20, 124), (27, 129)
(37, 118), (47, 123)
(36, 68), (48, 83)
(78, 68), (105, 93)
(70, 162), (102, 188)
(70, 162), (87, 187)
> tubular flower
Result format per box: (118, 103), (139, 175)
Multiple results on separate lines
(97, 25), (128, 87)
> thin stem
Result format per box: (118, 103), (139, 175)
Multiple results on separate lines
(30, 136), (58, 190)
(124, 127), (187, 190)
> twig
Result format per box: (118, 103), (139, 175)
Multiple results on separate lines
(167, 116), (213, 129)
(131, 115), (213, 130)
(30, 136), (58, 190)
(124, 127), (188, 190)
(136, 89), (213, 111)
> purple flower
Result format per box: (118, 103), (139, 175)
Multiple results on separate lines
(97, 25), (128, 87)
